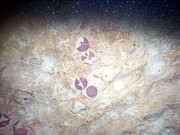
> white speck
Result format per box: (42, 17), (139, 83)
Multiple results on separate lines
(160, 40), (171, 53)
(101, 67), (117, 81)
(106, 111), (119, 120)
(40, 56), (54, 74)
(146, 42), (159, 57)
(73, 101), (86, 113)
(100, 55), (114, 65)
(124, 106), (139, 116)
(96, 91), (111, 108)
(88, 71), (102, 87)
(146, 56), (165, 76)
(75, 37), (84, 49)
(113, 81), (125, 92)
(120, 51), (128, 60)
(17, 39), (29, 47)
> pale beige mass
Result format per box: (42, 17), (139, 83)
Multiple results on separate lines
(0, 19), (179, 135)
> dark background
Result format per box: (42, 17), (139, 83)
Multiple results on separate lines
(0, 0), (179, 32)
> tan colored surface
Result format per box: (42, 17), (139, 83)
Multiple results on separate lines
(0, 20), (179, 135)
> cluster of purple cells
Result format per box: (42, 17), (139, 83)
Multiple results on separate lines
(74, 37), (98, 97)
(75, 76), (98, 97)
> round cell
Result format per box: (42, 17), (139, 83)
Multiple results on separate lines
(75, 37), (89, 52)
(81, 50), (96, 64)
(75, 77), (88, 90)
(86, 86), (98, 97)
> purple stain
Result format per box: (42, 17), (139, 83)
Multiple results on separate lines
(77, 45), (89, 52)
(82, 37), (89, 45)
(0, 113), (10, 128)
(77, 37), (89, 52)
(3, 113), (9, 119)
(86, 86), (98, 97)
(75, 77), (88, 90)
(75, 79), (80, 85)
(0, 119), (10, 128)
(81, 50), (96, 64)
(13, 121), (28, 135)
(80, 77), (88, 87)
(14, 128), (28, 135)
(76, 85), (83, 90)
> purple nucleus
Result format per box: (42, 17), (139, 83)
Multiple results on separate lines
(75, 79), (80, 85)
(3, 113), (9, 119)
(13, 121), (28, 135)
(0, 113), (10, 129)
(75, 77), (88, 90)
(86, 86), (98, 97)
(80, 77), (88, 86)
(81, 37), (89, 45)
(14, 128), (28, 135)
(81, 50), (96, 64)
(76, 37), (90, 52)
(77, 44), (89, 52)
